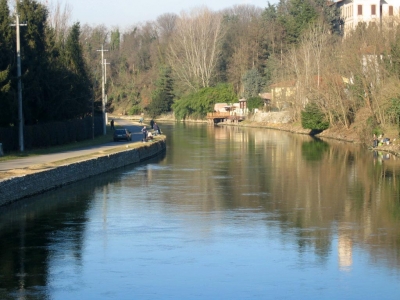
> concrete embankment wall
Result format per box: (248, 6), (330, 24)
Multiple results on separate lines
(0, 139), (166, 206)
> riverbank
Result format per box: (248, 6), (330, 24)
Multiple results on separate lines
(0, 137), (166, 206)
(220, 118), (400, 156)
(121, 112), (400, 155)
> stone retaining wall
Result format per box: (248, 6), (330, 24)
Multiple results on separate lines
(0, 139), (166, 206)
(251, 111), (292, 123)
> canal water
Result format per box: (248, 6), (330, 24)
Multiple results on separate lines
(1, 123), (400, 299)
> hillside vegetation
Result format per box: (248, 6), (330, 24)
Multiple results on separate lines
(2, 0), (400, 145)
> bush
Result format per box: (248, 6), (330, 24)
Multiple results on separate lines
(301, 103), (329, 131)
(247, 96), (264, 111)
(172, 84), (237, 120)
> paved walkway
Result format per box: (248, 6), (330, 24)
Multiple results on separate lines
(0, 118), (146, 172)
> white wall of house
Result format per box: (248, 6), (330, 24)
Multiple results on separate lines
(335, 0), (399, 36)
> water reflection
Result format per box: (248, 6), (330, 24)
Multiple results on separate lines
(301, 138), (329, 161)
(1, 124), (400, 299)
(0, 155), (166, 299)
(168, 124), (400, 272)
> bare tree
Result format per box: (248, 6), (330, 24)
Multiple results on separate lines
(307, 23), (328, 89)
(168, 7), (225, 91)
(222, 5), (266, 94)
(223, 4), (263, 22)
(46, 0), (72, 43)
(156, 13), (177, 42)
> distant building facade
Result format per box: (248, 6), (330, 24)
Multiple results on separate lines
(334, 0), (399, 37)
(269, 80), (296, 111)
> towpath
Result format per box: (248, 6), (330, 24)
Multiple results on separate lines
(0, 118), (145, 172)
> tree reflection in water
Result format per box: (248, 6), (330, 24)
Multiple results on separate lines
(1, 124), (400, 299)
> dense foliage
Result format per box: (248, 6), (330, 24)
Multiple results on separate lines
(242, 69), (264, 100)
(96, 0), (342, 120)
(247, 96), (264, 111)
(147, 65), (174, 118)
(4, 0), (400, 141)
(301, 103), (329, 131)
(172, 84), (236, 120)
(0, 0), (93, 129)
(0, 0), (342, 125)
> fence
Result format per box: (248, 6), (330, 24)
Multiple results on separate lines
(0, 116), (104, 153)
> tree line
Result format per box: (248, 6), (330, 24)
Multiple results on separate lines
(0, 0), (93, 128)
(1, 0), (339, 127)
(2, 0), (400, 140)
(86, 0), (342, 120)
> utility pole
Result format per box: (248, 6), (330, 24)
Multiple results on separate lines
(97, 45), (108, 135)
(104, 59), (110, 126)
(11, 14), (27, 152)
(92, 77), (96, 140)
(104, 58), (110, 85)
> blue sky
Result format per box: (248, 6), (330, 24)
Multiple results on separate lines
(49, 0), (279, 29)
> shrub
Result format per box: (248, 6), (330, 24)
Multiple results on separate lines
(301, 103), (329, 131)
(172, 84), (237, 120)
(247, 96), (264, 111)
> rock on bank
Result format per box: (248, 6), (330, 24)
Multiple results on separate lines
(0, 138), (166, 206)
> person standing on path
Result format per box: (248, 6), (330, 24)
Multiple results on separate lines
(110, 119), (115, 130)
(141, 126), (148, 142)
(150, 119), (154, 129)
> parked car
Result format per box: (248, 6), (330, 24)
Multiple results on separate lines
(113, 128), (131, 141)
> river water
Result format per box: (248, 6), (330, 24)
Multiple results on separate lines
(1, 123), (400, 299)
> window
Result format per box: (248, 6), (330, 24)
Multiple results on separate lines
(358, 5), (363, 15)
(371, 5), (376, 15)
(389, 6), (393, 16)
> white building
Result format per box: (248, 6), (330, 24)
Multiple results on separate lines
(334, 0), (399, 36)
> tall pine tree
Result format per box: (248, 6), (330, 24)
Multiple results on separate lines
(17, 0), (50, 124)
(147, 65), (174, 118)
(0, 0), (15, 126)
(279, 0), (318, 45)
(60, 22), (92, 119)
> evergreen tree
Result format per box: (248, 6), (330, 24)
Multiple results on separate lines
(110, 29), (120, 51)
(147, 65), (174, 118)
(0, 0), (15, 126)
(59, 22), (92, 119)
(312, 0), (342, 35)
(242, 68), (264, 99)
(17, 0), (50, 124)
(301, 102), (329, 131)
(278, 0), (318, 45)
(261, 2), (282, 57)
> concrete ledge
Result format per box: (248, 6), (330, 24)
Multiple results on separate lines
(0, 138), (166, 206)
